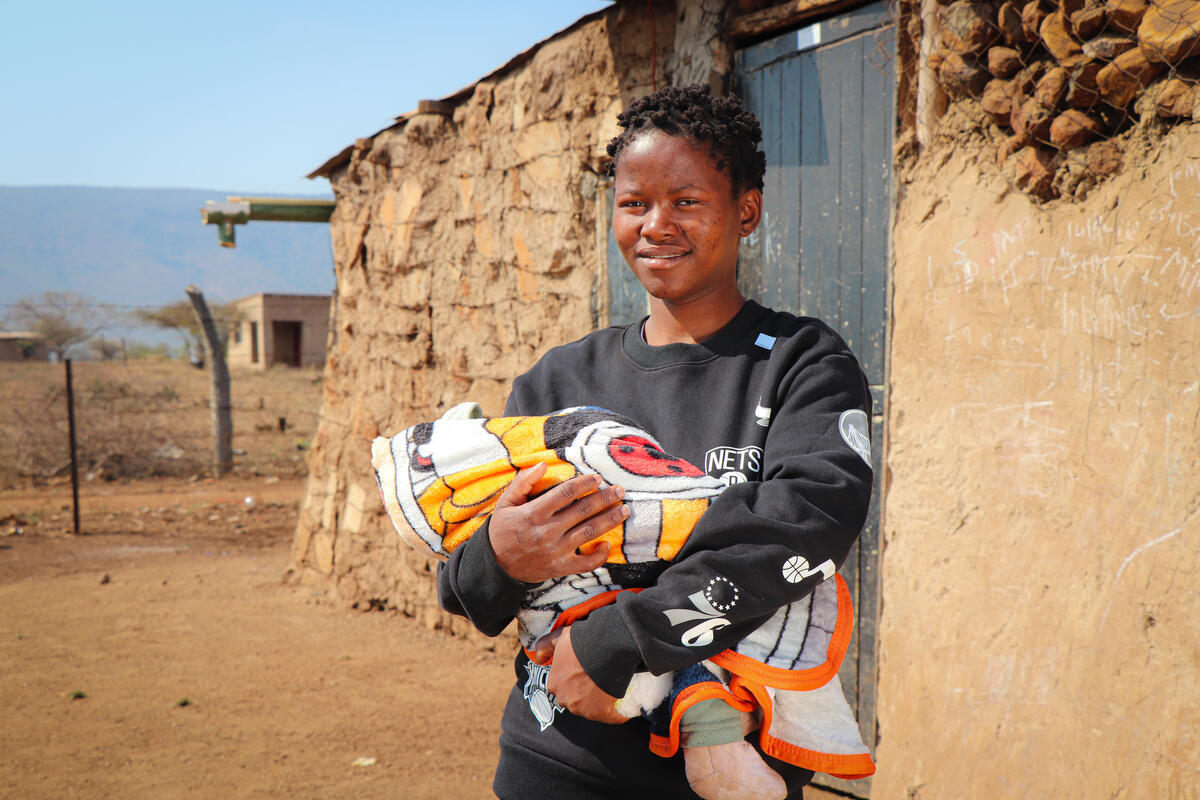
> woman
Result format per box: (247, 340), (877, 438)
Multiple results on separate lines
(438, 85), (873, 799)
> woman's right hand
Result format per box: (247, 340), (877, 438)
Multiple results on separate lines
(488, 462), (629, 584)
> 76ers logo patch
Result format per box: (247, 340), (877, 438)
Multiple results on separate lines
(523, 661), (563, 731)
(663, 576), (741, 647)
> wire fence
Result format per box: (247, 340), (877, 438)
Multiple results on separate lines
(900, 0), (1199, 201)
(0, 359), (323, 488)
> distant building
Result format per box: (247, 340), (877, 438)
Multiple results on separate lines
(0, 332), (49, 361)
(226, 293), (329, 369)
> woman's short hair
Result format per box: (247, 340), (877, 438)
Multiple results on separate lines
(606, 84), (767, 194)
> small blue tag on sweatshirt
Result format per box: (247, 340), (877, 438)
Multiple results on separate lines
(754, 333), (777, 351)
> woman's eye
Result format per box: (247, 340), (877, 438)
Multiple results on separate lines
(677, 198), (698, 207)
(620, 200), (644, 209)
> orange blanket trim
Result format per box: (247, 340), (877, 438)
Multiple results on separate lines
(730, 675), (876, 779)
(520, 589), (642, 663)
(708, 574), (854, 691)
(648, 680), (756, 758)
(649, 674), (875, 778)
(517, 578), (875, 780)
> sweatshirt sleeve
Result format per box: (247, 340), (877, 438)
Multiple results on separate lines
(434, 391), (537, 635)
(569, 347), (874, 697)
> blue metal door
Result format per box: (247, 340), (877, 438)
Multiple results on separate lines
(735, 5), (894, 795)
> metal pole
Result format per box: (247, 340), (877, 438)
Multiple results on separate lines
(185, 286), (233, 477)
(64, 358), (81, 535)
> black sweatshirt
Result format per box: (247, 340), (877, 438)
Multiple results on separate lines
(438, 300), (873, 799)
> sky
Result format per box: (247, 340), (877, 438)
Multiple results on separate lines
(0, 0), (612, 196)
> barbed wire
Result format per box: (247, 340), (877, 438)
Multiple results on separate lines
(1, 358), (323, 485)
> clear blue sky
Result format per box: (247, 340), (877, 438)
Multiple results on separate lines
(0, 0), (611, 196)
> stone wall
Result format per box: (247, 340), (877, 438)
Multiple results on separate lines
(876, 123), (1200, 798)
(287, 3), (676, 641)
(288, 0), (1199, 792)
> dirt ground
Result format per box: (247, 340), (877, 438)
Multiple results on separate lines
(0, 476), (513, 800)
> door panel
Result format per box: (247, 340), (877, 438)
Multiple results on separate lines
(735, 5), (894, 795)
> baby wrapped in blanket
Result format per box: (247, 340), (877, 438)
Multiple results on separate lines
(371, 404), (874, 798)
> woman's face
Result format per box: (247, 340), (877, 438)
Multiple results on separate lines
(612, 131), (762, 309)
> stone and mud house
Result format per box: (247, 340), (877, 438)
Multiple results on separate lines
(287, 1), (1200, 797)
(225, 292), (330, 370)
(0, 332), (50, 361)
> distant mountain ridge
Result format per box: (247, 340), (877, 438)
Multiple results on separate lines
(0, 186), (336, 316)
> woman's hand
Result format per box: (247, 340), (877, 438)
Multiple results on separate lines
(488, 461), (629, 584)
(545, 627), (628, 724)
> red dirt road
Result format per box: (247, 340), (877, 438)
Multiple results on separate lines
(0, 477), (512, 799)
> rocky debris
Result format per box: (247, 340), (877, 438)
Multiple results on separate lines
(983, 78), (1021, 124)
(933, 0), (1199, 201)
(939, 50), (992, 97)
(1071, 5), (1108, 39)
(1152, 77), (1198, 117)
(1106, 0), (1149, 33)
(1035, 66), (1071, 107)
(1014, 60), (1051, 93)
(1065, 62), (1103, 108)
(1050, 108), (1105, 148)
(1040, 11), (1085, 67)
(1082, 34), (1138, 60)
(998, 133), (1029, 164)
(989, 45), (1025, 76)
(1013, 96), (1057, 140)
(1004, 145), (1058, 198)
(1097, 47), (1166, 107)
(1085, 140), (1124, 175)
(998, 1), (1031, 43)
(1137, 0), (1200, 63)
(942, 0), (1002, 54)
(1021, 0), (1050, 39)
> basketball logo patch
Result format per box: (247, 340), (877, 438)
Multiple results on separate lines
(838, 409), (871, 467)
(782, 555), (836, 584)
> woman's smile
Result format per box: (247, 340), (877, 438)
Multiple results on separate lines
(612, 131), (761, 313)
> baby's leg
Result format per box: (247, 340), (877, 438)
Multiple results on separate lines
(664, 664), (785, 800)
(681, 699), (786, 800)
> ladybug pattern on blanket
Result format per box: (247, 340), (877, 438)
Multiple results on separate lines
(371, 406), (874, 779)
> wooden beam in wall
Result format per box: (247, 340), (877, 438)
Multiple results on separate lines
(727, 0), (872, 42)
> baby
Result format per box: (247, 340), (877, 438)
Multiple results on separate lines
(372, 403), (873, 800)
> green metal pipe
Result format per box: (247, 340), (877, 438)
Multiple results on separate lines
(201, 196), (335, 248)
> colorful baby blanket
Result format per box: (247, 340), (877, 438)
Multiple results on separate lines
(371, 405), (874, 779)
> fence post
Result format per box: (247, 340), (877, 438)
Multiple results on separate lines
(64, 358), (81, 535)
(185, 286), (233, 477)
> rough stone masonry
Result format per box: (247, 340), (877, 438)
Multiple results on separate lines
(288, 3), (677, 643)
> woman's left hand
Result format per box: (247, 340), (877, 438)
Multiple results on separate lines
(544, 627), (628, 725)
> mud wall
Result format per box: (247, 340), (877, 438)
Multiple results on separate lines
(877, 123), (1200, 798)
(287, 4), (674, 641)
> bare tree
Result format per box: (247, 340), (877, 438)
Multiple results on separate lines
(131, 300), (243, 356)
(90, 335), (124, 361)
(6, 291), (108, 359)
